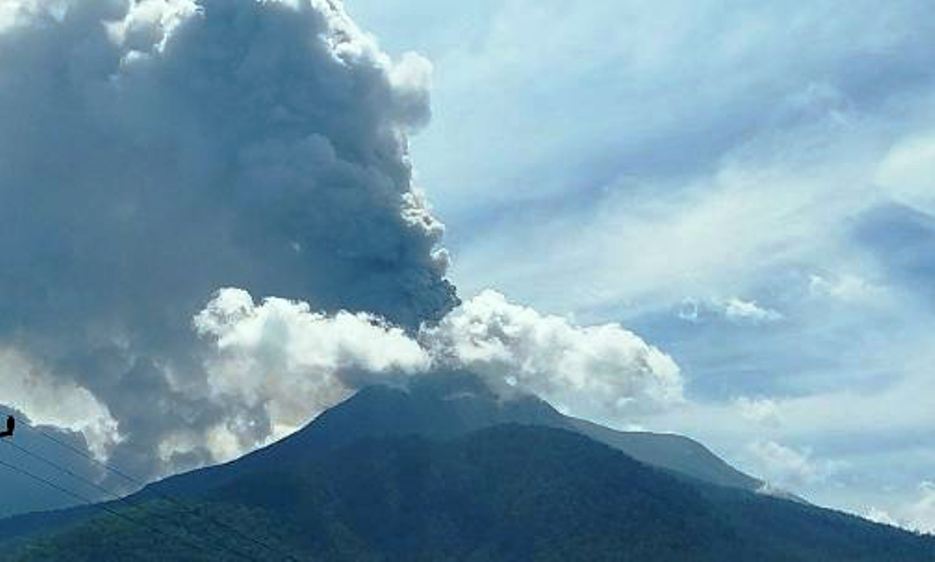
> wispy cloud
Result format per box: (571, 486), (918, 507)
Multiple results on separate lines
(678, 298), (782, 325)
(343, 0), (935, 520)
(746, 440), (843, 489)
(865, 482), (935, 535)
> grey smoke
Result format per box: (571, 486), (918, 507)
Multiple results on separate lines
(192, 287), (683, 458)
(0, 0), (455, 483)
(0, 0), (683, 512)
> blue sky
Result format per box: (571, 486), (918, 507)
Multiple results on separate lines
(347, 0), (935, 529)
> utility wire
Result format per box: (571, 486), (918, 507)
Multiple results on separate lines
(0, 455), (239, 560)
(0, 439), (258, 562)
(19, 423), (301, 562)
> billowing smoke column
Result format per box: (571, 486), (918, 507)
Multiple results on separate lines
(422, 290), (684, 420)
(0, 0), (455, 479)
(0, 0), (682, 490)
(195, 288), (684, 458)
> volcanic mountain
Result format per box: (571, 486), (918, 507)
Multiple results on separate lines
(1, 372), (932, 561)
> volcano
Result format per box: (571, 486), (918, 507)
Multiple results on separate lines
(1, 372), (932, 561)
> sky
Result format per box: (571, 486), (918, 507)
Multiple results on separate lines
(343, 0), (935, 531)
(0, 0), (932, 534)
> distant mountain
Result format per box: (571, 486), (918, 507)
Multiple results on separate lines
(1, 372), (932, 561)
(567, 416), (762, 491)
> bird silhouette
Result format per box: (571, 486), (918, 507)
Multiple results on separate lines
(0, 415), (14, 438)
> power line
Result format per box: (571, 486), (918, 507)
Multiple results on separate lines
(25, 424), (300, 560)
(0, 439), (259, 561)
(19, 423), (302, 562)
(0, 455), (239, 560)
(28, 425), (140, 484)
(5, 437), (148, 506)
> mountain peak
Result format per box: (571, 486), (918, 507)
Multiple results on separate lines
(285, 370), (566, 453)
(151, 370), (763, 499)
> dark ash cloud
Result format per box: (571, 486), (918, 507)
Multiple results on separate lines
(0, 0), (455, 485)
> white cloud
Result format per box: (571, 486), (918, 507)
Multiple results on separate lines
(0, 348), (118, 459)
(735, 397), (782, 427)
(189, 287), (684, 462)
(194, 288), (430, 447)
(722, 298), (783, 324)
(676, 299), (701, 322)
(906, 482), (935, 534)
(675, 297), (782, 325)
(808, 273), (883, 303)
(876, 132), (935, 213)
(389, 0), (935, 217)
(746, 440), (842, 490)
(863, 506), (901, 527)
(454, 146), (879, 317)
(424, 290), (684, 421)
(864, 482), (935, 535)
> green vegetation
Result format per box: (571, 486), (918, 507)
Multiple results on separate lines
(2, 500), (308, 562)
(3, 425), (933, 561)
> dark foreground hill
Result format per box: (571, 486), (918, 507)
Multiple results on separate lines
(3, 424), (934, 561)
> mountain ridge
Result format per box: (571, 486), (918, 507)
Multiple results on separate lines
(2, 372), (929, 562)
(0, 371), (774, 542)
(4, 423), (934, 561)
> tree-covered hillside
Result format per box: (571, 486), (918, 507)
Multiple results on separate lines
(4, 425), (933, 561)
